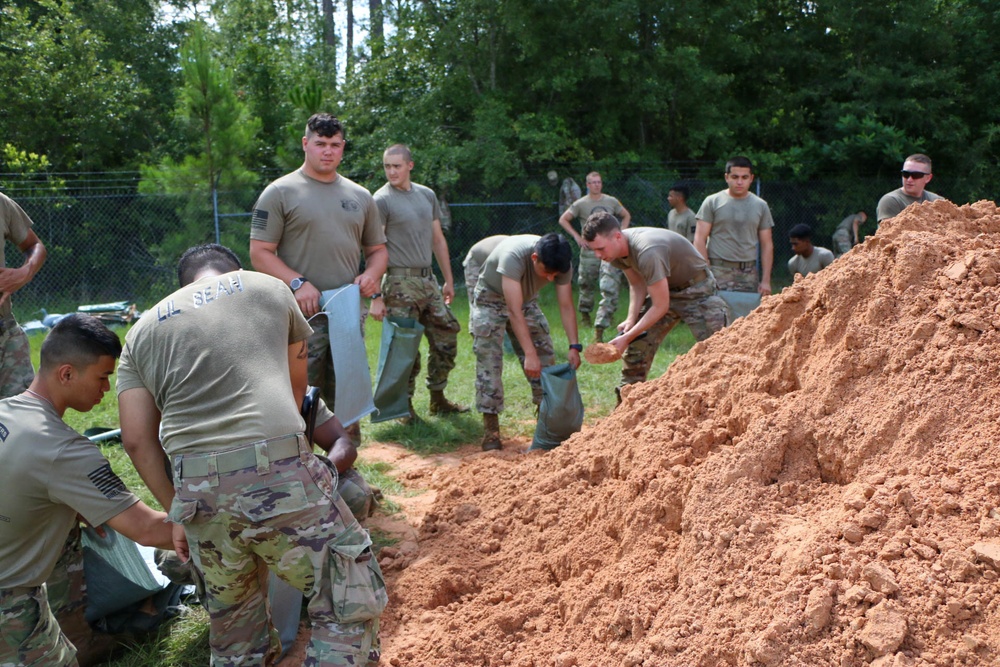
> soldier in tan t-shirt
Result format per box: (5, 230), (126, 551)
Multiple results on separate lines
(0, 314), (172, 667)
(117, 244), (385, 665)
(249, 113), (388, 441)
(373, 144), (466, 422)
(584, 213), (730, 395)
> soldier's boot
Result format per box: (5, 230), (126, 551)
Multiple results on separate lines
(581, 311), (592, 327)
(481, 413), (502, 451)
(594, 326), (605, 343)
(429, 389), (469, 415)
(398, 399), (424, 426)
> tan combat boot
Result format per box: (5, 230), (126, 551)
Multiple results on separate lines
(594, 326), (605, 343)
(429, 390), (469, 415)
(481, 413), (502, 451)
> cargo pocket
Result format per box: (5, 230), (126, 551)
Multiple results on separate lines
(236, 481), (310, 521)
(325, 524), (388, 624)
(168, 498), (201, 525)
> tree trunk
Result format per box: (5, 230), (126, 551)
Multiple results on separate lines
(346, 0), (354, 79)
(369, 0), (383, 55)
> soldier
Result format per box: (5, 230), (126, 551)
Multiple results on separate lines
(472, 233), (581, 451)
(372, 144), (466, 423)
(0, 314), (173, 667)
(249, 113), (388, 443)
(667, 184), (697, 243)
(788, 224), (835, 278)
(831, 211), (867, 256)
(1, 191), (47, 399)
(463, 235), (509, 307)
(584, 212), (730, 393)
(117, 244), (385, 666)
(877, 154), (942, 223)
(557, 171), (631, 340)
(694, 156), (775, 297)
(312, 398), (380, 522)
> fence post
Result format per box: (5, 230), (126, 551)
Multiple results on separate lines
(212, 178), (221, 245)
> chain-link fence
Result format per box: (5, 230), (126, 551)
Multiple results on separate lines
(3, 168), (941, 321)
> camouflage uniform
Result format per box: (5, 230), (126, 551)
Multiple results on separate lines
(0, 585), (76, 667)
(336, 468), (378, 523)
(621, 274), (729, 385)
(0, 317), (33, 400)
(595, 262), (624, 330)
(708, 261), (759, 293)
(832, 228), (852, 256)
(471, 285), (554, 412)
(382, 274), (459, 394)
(576, 248), (601, 315)
(169, 435), (385, 667)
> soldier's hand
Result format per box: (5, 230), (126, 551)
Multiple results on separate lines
(523, 352), (542, 379)
(296, 282), (322, 318)
(369, 297), (386, 322)
(758, 280), (772, 297)
(568, 348), (581, 369)
(172, 524), (190, 563)
(442, 280), (455, 305)
(609, 335), (630, 357)
(354, 272), (379, 297)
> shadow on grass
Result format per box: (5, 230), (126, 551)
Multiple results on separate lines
(366, 412), (481, 455)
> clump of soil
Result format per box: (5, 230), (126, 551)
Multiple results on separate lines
(379, 200), (1000, 666)
(583, 342), (622, 364)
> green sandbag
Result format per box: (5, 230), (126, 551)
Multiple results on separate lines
(371, 316), (425, 423)
(530, 363), (584, 451)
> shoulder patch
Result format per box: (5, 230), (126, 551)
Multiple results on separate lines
(251, 209), (269, 230)
(0, 422), (8, 441)
(88, 463), (128, 499)
(341, 199), (361, 212)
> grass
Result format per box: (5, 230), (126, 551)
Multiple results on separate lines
(26, 284), (695, 666)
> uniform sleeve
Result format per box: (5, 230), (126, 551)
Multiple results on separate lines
(1, 194), (34, 245)
(114, 340), (146, 396)
(496, 250), (527, 283)
(756, 199), (775, 230)
(635, 248), (669, 285)
(250, 183), (286, 243)
(360, 194), (388, 247)
(48, 438), (139, 529)
(876, 193), (900, 222)
(611, 197), (625, 216)
(695, 195), (715, 223)
(430, 191), (442, 221)
(374, 192), (391, 231)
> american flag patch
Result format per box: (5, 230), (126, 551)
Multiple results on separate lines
(88, 463), (127, 499)
(251, 209), (269, 230)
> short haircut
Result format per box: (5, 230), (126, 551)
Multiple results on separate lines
(669, 184), (690, 200)
(305, 113), (345, 140)
(177, 244), (242, 287)
(905, 153), (932, 170)
(586, 171), (601, 181)
(788, 223), (813, 240)
(534, 233), (572, 274)
(384, 143), (412, 162)
(40, 313), (122, 373)
(725, 156), (754, 174)
(582, 210), (621, 242)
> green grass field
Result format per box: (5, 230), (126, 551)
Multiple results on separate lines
(29, 285), (695, 665)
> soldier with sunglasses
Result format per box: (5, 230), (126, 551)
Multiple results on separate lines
(877, 154), (942, 223)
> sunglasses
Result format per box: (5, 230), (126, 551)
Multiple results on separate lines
(901, 170), (930, 180)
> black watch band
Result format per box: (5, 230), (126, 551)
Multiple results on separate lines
(370, 292), (383, 300)
(290, 277), (308, 292)
(569, 343), (583, 352)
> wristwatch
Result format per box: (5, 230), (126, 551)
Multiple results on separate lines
(569, 343), (583, 352)
(290, 277), (308, 292)
(370, 292), (383, 300)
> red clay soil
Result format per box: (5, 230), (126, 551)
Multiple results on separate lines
(368, 200), (1000, 667)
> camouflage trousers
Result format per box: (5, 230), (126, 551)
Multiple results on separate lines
(595, 262), (624, 330)
(337, 468), (377, 523)
(170, 435), (385, 667)
(708, 260), (759, 293)
(307, 304), (368, 412)
(471, 286), (553, 413)
(0, 317), (34, 400)
(0, 584), (76, 667)
(832, 229), (852, 256)
(381, 275), (459, 394)
(621, 276), (730, 386)
(576, 247), (601, 313)
(462, 257), (484, 311)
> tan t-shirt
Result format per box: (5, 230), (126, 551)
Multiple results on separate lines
(0, 394), (138, 587)
(464, 235), (508, 267)
(116, 271), (313, 457)
(567, 194), (625, 227)
(480, 235), (571, 303)
(788, 247), (834, 277)
(374, 182), (441, 269)
(835, 213), (864, 234)
(0, 193), (34, 319)
(611, 228), (708, 290)
(667, 208), (698, 243)
(250, 170), (386, 291)
(876, 188), (942, 222)
(696, 190), (774, 263)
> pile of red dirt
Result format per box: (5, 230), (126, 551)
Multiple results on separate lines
(378, 200), (1000, 666)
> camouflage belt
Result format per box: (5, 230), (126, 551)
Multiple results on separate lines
(710, 258), (756, 270)
(386, 267), (432, 278)
(1, 585), (39, 596)
(178, 433), (304, 478)
(672, 270), (708, 292)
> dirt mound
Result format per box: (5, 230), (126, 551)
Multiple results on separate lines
(378, 200), (1000, 666)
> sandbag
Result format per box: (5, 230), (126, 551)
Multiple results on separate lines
(530, 363), (584, 451)
(718, 289), (761, 320)
(371, 316), (425, 423)
(319, 285), (375, 426)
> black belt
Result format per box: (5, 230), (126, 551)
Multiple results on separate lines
(710, 258), (756, 270)
(178, 433), (303, 478)
(673, 269), (709, 292)
(386, 267), (432, 278)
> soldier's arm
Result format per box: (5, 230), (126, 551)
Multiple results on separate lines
(312, 414), (357, 474)
(558, 209), (585, 247)
(431, 219), (455, 304)
(501, 276), (541, 378)
(694, 220), (712, 261)
(355, 244), (388, 298)
(612, 276), (669, 355)
(0, 230), (47, 307)
(618, 205), (632, 229)
(105, 501), (174, 551)
(250, 239), (321, 317)
(554, 282), (580, 369)
(119, 387), (175, 512)
(758, 227), (774, 296)
(288, 339), (308, 411)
